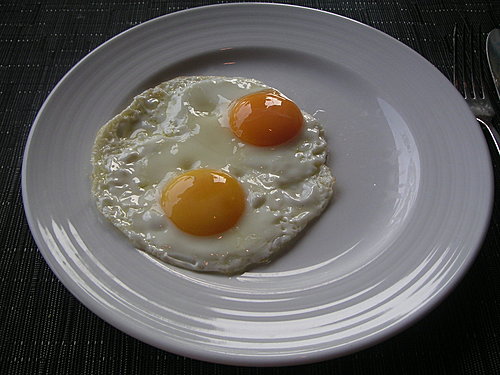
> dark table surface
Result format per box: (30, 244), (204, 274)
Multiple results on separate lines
(1, 1), (499, 374)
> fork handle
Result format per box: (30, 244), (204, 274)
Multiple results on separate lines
(477, 118), (500, 175)
(477, 118), (500, 156)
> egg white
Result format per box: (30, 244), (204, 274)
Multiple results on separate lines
(91, 76), (334, 274)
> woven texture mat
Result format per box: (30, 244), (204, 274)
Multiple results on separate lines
(1, 1), (499, 373)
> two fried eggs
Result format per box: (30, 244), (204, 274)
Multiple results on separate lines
(91, 76), (334, 274)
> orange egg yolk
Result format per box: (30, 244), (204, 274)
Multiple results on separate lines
(161, 169), (245, 236)
(229, 90), (303, 147)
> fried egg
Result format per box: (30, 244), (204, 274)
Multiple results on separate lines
(91, 76), (334, 274)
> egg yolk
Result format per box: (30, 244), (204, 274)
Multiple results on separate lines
(229, 90), (303, 147)
(161, 169), (245, 236)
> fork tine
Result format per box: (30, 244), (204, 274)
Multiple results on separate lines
(453, 25), (458, 88)
(452, 24), (462, 94)
(463, 24), (474, 100)
(453, 24), (468, 97)
(476, 26), (486, 99)
(468, 25), (477, 100)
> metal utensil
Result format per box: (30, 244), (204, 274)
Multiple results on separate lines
(453, 25), (500, 154)
(486, 28), (500, 102)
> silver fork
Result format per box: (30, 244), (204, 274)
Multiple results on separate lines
(453, 25), (500, 153)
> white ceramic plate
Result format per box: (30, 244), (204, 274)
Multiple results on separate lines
(22, 3), (493, 366)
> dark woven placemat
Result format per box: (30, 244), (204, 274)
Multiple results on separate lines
(1, 1), (499, 374)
